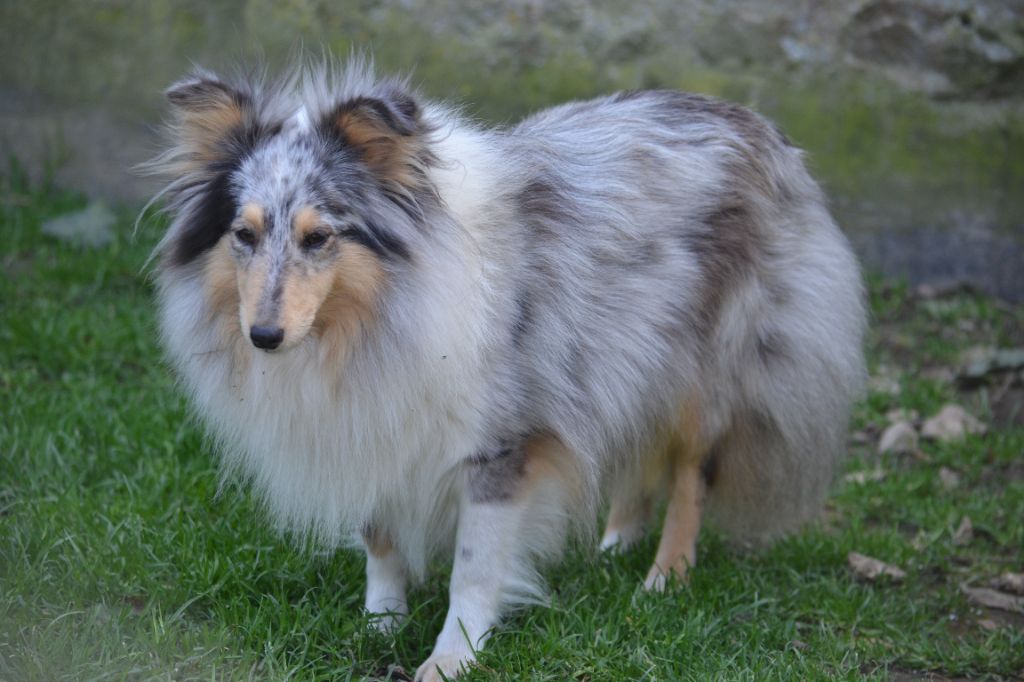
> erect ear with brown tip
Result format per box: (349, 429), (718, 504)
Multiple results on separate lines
(329, 92), (430, 190)
(165, 73), (254, 171)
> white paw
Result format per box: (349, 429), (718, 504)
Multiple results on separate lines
(414, 652), (475, 682)
(599, 524), (645, 553)
(367, 609), (405, 634)
(365, 595), (408, 633)
(643, 564), (689, 592)
(643, 571), (668, 592)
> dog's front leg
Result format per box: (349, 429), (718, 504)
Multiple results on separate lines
(415, 445), (530, 682)
(362, 524), (408, 632)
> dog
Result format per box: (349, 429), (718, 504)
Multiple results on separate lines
(146, 58), (866, 681)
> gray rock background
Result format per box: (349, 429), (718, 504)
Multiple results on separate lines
(3, 0), (1023, 299)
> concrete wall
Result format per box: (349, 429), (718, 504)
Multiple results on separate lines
(3, 0), (1023, 299)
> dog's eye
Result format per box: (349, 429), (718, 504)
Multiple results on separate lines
(301, 230), (330, 251)
(234, 227), (257, 247)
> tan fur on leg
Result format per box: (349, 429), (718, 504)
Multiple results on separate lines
(362, 526), (408, 632)
(600, 447), (668, 552)
(644, 457), (707, 591)
(644, 396), (710, 591)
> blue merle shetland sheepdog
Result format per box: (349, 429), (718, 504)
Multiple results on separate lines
(147, 57), (865, 680)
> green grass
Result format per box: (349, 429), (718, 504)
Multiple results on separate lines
(1, 177), (1022, 681)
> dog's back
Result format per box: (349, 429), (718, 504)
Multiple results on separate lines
(478, 90), (864, 548)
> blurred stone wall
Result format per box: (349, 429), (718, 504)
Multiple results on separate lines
(3, 0), (1023, 299)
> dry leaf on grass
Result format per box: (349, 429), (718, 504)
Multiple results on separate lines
(885, 408), (919, 424)
(991, 573), (1024, 596)
(977, 618), (1000, 631)
(961, 585), (1024, 613)
(910, 449), (932, 463)
(848, 552), (907, 581)
(878, 421), (918, 454)
(869, 371), (901, 396)
(959, 346), (1024, 385)
(938, 466), (961, 491)
(921, 404), (986, 442)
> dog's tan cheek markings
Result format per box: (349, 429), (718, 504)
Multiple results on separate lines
(202, 240), (239, 321)
(314, 243), (386, 331)
(333, 243), (386, 311)
(201, 241), (252, 378)
(314, 242), (387, 378)
(279, 264), (335, 345)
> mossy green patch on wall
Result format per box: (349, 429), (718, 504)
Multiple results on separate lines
(2, 0), (1022, 298)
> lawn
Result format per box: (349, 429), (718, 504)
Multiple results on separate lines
(1, 176), (1022, 681)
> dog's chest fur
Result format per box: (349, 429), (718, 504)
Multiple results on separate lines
(157, 257), (493, 571)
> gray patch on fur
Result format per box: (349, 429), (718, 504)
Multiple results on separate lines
(756, 329), (790, 366)
(683, 202), (762, 336)
(467, 446), (526, 503)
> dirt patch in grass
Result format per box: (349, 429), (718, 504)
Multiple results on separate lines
(971, 604), (1024, 633)
(988, 384), (1024, 428)
(887, 668), (973, 682)
(978, 459), (1024, 488)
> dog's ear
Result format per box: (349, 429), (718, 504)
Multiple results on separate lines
(156, 73), (264, 267)
(326, 90), (431, 191)
(164, 72), (256, 171)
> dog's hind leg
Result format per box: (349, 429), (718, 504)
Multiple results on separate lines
(643, 396), (710, 592)
(362, 524), (408, 632)
(600, 481), (651, 552)
(599, 449), (667, 552)
(415, 436), (573, 682)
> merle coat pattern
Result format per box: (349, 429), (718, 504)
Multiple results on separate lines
(148, 59), (866, 681)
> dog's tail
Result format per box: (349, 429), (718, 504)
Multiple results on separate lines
(703, 397), (849, 541)
(702, 288), (866, 541)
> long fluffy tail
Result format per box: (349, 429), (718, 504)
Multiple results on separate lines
(704, 257), (866, 539)
(704, 397), (848, 541)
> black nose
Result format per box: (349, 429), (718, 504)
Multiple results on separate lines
(250, 325), (284, 350)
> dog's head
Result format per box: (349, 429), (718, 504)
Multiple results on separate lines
(154, 65), (435, 353)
